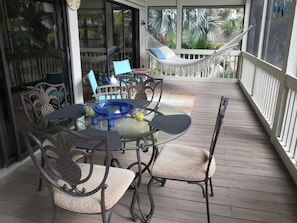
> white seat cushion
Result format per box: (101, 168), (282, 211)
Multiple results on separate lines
(54, 163), (135, 213)
(151, 143), (215, 182)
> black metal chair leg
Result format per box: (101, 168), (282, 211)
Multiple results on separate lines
(38, 156), (45, 191)
(205, 180), (211, 223)
(38, 176), (43, 191)
(209, 178), (214, 197)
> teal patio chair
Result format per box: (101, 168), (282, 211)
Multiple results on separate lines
(87, 69), (121, 102)
(112, 59), (133, 76)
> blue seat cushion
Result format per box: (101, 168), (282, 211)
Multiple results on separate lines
(49, 91), (65, 98)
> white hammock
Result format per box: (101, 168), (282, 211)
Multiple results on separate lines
(148, 43), (237, 67)
(147, 25), (253, 72)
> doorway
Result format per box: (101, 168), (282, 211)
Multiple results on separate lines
(78, 0), (140, 101)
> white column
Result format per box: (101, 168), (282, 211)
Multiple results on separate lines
(67, 9), (84, 104)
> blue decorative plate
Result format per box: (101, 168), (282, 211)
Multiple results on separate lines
(93, 102), (133, 119)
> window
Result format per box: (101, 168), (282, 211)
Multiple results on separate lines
(113, 9), (133, 49)
(148, 8), (177, 48)
(247, 0), (264, 56)
(182, 7), (244, 49)
(261, 0), (293, 68)
(78, 10), (106, 48)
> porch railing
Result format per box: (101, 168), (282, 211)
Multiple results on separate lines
(80, 48), (107, 75)
(80, 47), (132, 75)
(148, 48), (240, 80)
(240, 52), (297, 184)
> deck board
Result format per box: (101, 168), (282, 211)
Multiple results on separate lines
(0, 81), (296, 223)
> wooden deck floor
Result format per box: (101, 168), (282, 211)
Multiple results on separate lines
(0, 81), (296, 223)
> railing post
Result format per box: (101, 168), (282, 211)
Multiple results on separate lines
(271, 74), (287, 143)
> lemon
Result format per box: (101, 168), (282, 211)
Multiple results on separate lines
(135, 112), (144, 121)
(85, 107), (94, 116)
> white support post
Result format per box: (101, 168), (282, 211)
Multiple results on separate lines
(67, 8), (84, 104)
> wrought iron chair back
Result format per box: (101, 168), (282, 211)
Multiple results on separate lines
(207, 96), (229, 175)
(118, 73), (163, 107)
(20, 82), (67, 129)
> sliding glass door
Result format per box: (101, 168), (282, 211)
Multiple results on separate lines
(111, 3), (140, 67)
(0, 44), (19, 168)
(0, 0), (71, 170)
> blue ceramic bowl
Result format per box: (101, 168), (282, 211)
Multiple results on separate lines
(93, 102), (133, 119)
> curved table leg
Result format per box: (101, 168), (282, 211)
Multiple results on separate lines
(129, 137), (158, 222)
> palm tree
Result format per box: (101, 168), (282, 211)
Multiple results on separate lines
(148, 8), (177, 47)
(182, 8), (225, 43)
(20, 1), (53, 49)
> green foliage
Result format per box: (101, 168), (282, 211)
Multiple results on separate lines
(112, 10), (133, 47)
(182, 35), (216, 49)
(7, 1), (56, 51)
(223, 18), (243, 37)
(165, 31), (176, 48)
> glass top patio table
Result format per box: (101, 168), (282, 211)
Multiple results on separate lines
(46, 100), (191, 150)
(76, 100), (191, 150)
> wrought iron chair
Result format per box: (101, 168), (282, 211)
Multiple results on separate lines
(87, 69), (121, 102)
(20, 82), (83, 190)
(23, 126), (137, 223)
(117, 73), (163, 165)
(147, 96), (229, 223)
